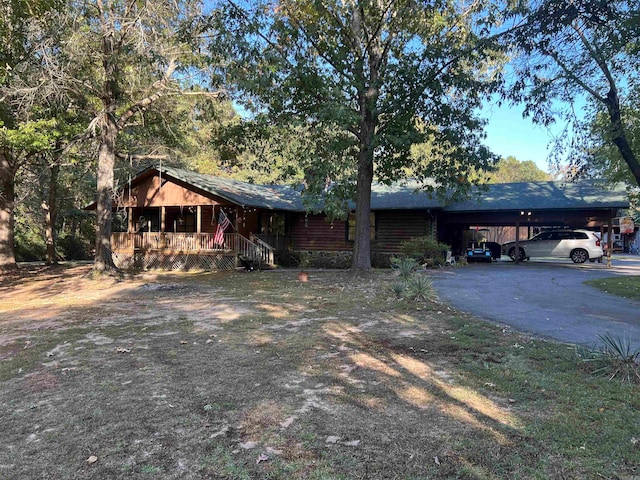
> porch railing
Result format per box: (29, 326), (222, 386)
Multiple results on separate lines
(111, 232), (275, 265)
(249, 234), (275, 266)
(253, 233), (288, 252)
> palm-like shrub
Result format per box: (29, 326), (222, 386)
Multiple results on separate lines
(576, 333), (640, 384)
(406, 274), (436, 302)
(390, 281), (407, 299)
(391, 256), (419, 279)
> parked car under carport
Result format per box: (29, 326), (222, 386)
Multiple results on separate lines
(501, 229), (604, 264)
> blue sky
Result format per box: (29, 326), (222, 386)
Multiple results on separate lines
(481, 102), (560, 174)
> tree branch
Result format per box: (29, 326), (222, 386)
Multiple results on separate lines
(224, 0), (293, 68)
(570, 20), (617, 100)
(545, 49), (605, 103)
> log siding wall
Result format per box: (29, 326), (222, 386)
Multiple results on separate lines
(372, 211), (433, 253)
(290, 214), (350, 251)
(290, 211), (434, 254)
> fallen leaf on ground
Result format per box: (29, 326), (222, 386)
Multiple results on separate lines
(86, 455), (98, 464)
(256, 453), (269, 464)
(325, 435), (341, 444)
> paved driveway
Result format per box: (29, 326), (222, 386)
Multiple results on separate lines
(430, 255), (640, 350)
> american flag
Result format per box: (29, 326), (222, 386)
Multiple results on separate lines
(214, 210), (231, 246)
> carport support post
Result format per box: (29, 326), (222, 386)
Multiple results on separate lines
(515, 219), (520, 264)
(607, 212), (613, 269)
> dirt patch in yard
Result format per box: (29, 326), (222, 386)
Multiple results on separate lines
(0, 265), (637, 479)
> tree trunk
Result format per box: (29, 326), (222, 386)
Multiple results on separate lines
(351, 147), (374, 276)
(350, 108), (376, 276)
(93, 117), (118, 272)
(0, 152), (18, 273)
(605, 89), (640, 187)
(93, 17), (119, 273)
(350, 11), (382, 277)
(44, 162), (59, 265)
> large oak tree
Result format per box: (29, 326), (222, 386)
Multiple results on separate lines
(222, 0), (502, 276)
(504, 0), (640, 187)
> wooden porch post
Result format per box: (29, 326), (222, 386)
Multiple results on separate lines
(127, 207), (134, 233)
(161, 206), (166, 249)
(126, 207), (134, 251)
(197, 205), (202, 234)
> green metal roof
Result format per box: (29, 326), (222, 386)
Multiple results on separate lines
(148, 166), (629, 213)
(156, 166), (304, 210)
(369, 180), (442, 210)
(444, 180), (629, 212)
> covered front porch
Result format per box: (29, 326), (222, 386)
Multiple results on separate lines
(111, 200), (275, 271)
(111, 230), (275, 268)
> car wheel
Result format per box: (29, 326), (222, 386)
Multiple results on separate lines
(570, 248), (588, 263)
(508, 247), (525, 262)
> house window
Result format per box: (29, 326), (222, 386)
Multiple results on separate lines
(175, 213), (196, 232)
(347, 212), (376, 241)
(137, 209), (160, 232)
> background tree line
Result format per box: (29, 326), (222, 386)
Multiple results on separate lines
(0, 0), (637, 276)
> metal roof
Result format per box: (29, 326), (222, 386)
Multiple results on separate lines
(147, 166), (629, 213)
(369, 180), (442, 210)
(156, 166), (305, 210)
(444, 180), (629, 212)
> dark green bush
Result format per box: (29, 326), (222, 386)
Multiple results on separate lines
(399, 236), (450, 266)
(14, 230), (45, 262)
(58, 235), (93, 261)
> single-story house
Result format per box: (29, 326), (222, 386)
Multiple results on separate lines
(102, 165), (631, 270)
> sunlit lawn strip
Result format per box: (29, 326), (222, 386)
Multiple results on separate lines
(585, 275), (640, 301)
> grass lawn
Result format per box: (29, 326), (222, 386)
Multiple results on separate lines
(0, 265), (638, 479)
(585, 276), (640, 301)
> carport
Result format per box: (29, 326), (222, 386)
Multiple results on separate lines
(438, 180), (631, 264)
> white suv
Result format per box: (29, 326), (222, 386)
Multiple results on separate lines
(501, 229), (604, 264)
